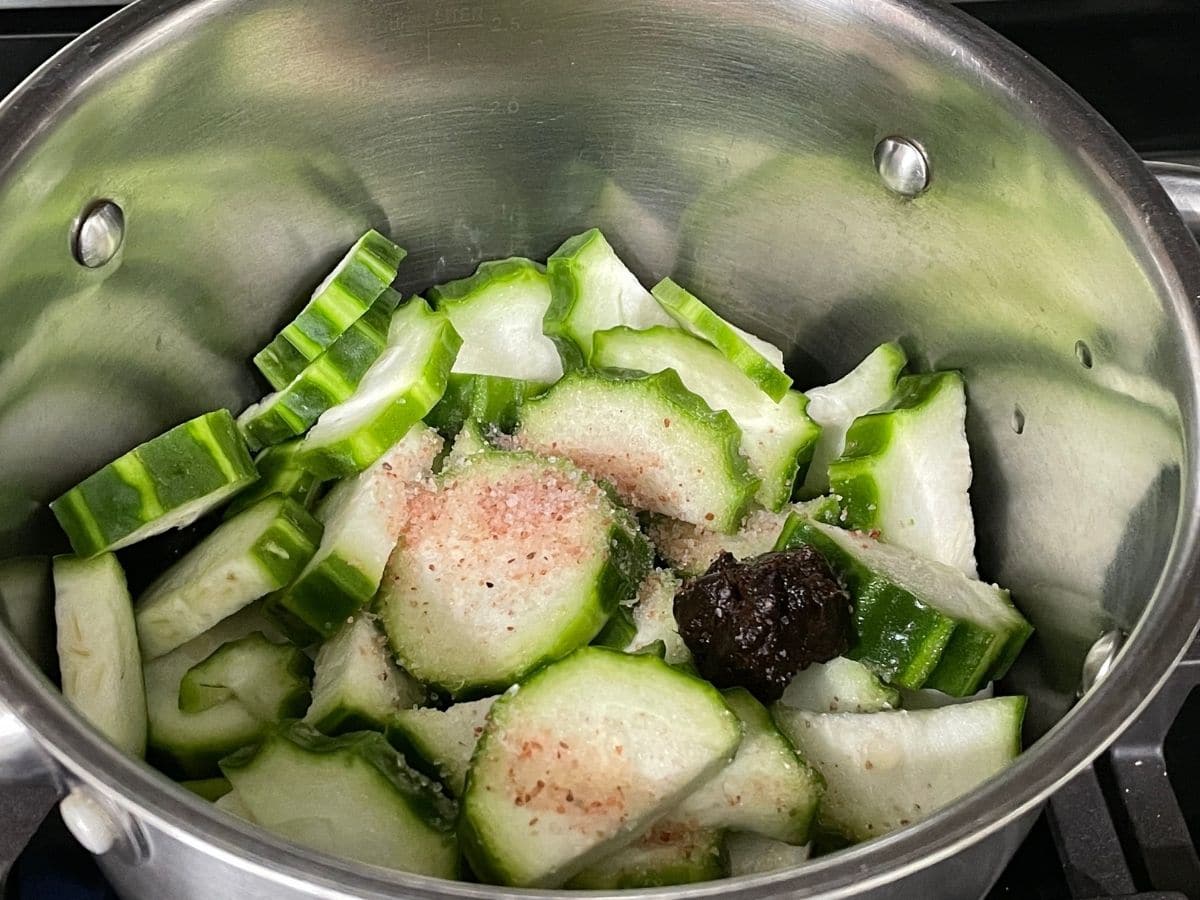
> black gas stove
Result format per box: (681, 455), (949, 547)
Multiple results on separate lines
(1, 3), (1198, 899)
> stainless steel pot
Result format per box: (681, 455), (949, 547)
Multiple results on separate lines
(0, 0), (1198, 897)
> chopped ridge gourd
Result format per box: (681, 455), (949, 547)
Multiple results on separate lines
(672, 688), (821, 844)
(544, 228), (675, 364)
(41, 223), (1042, 890)
(178, 632), (311, 719)
(305, 612), (424, 735)
(51, 410), (257, 558)
(220, 721), (459, 877)
(592, 605), (640, 651)
(425, 258), (561, 436)
(777, 657), (900, 714)
(592, 326), (820, 510)
(145, 605), (285, 776)
(388, 696), (496, 796)
(567, 822), (726, 888)
(650, 278), (792, 402)
(377, 451), (650, 696)
(774, 697), (1026, 843)
(725, 833), (811, 876)
(801, 342), (907, 496)
(135, 496), (322, 659)
(428, 257), (563, 383)
(238, 290), (399, 451)
(273, 424), (441, 637)
(648, 497), (841, 576)
(53, 553), (146, 755)
(829, 371), (977, 576)
(224, 439), (323, 519)
(459, 647), (743, 887)
(440, 418), (492, 472)
(253, 230), (406, 389)
(625, 569), (691, 665)
(516, 369), (759, 532)
(299, 298), (461, 478)
(425, 374), (547, 437)
(776, 515), (1032, 695)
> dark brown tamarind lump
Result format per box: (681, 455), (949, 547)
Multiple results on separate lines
(673, 548), (853, 702)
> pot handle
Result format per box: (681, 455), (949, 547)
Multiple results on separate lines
(0, 702), (65, 888)
(1146, 160), (1200, 236)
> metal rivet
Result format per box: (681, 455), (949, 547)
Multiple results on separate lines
(1079, 629), (1124, 696)
(59, 786), (148, 863)
(60, 789), (121, 855)
(874, 137), (930, 198)
(1075, 339), (1094, 369)
(73, 200), (125, 268)
(1011, 406), (1026, 435)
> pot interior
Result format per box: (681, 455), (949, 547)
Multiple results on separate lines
(0, 0), (1194, 837)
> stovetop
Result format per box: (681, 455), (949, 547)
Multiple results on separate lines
(1, 3), (1198, 899)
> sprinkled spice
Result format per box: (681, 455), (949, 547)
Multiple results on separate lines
(674, 548), (853, 702)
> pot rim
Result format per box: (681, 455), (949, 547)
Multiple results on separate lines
(1, 0), (1198, 897)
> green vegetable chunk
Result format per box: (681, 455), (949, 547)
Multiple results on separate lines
(774, 697), (1026, 843)
(253, 230), (406, 389)
(725, 832), (811, 876)
(53, 553), (146, 755)
(220, 721), (459, 877)
(305, 612), (424, 735)
(51, 410), (257, 558)
(544, 228), (676, 365)
(776, 514), (1032, 695)
(223, 439), (323, 519)
(592, 325), (820, 510)
(425, 374), (548, 436)
(424, 257), (561, 434)
(439, 418), (493, 472)
(145, 605), (287, 776)
(377, 451), (650, 697)
(611, 568), (691, 665)
(273, 423), (441, 637)
(299, 297), (461, 478)
(460, 647), (743, 887)
(179, 777), (232, 802)
(777, 657), (900, 714)
(428, 256), (563, 382)
(828, 371), (977, 576)
(214, 790), (256, 819)
(388, 696), (497, 796)
(178, 632), (311, 719)
(135, 495), (322, 659)
(900, 683), (996, 710)
(650, 278), (792, 402)
(516, 369), (759, 532)
(567, 823), (726, 888)
(800, 342), (907, 496)
(672, 688), (822, 844)
(238, 289), (400, 451)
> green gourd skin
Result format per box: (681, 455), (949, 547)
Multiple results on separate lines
(253, 230), (406, 389)
(51, 410), (257, 558)
(239, 290), (400, 451)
